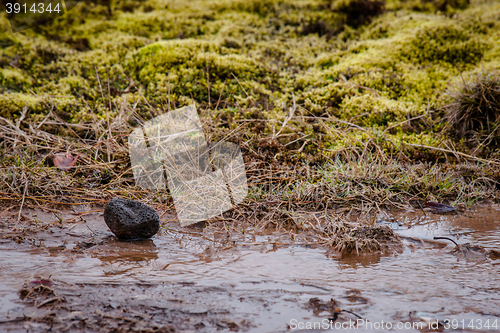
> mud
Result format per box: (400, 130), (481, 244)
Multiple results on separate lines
(0, 205), (500, 332)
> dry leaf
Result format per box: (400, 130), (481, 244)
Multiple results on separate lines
(425, 201), (456, 213)
(50, 153), (80, 170)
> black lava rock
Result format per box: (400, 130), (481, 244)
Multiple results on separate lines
(104, 198), (160, 240)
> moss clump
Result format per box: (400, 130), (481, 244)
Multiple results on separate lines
(405, 0), (470, 13)
(127, 39), (274, 107)
(401, 23), (487, 66)
(211, 0), (286, 16)
(338, 94), (416, 127)
(0, 93), (44, 118)
(0, 68), (32, 92)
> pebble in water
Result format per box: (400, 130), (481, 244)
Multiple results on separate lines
(103, 198), (160, 240)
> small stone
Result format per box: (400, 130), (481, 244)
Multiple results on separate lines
(104, 198), (160, 240)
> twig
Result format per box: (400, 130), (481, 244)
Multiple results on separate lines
(85, 222), (97, 236)
(339, 74), (380, 98)
(298, 116), (369, 133)
(214, 79), (227, 112)
(36, 297), (60, 308)
(405, 143), (500, 165)
(433, 236), (459, 248)
(382, 111), (429, 135)
(95, 66), (111, 163)
(0, 316), (28, 323)
(341, 309), (363, 319)
(16, 180), (28, 225)
(106, 67), (112, 113)
(231, 72), (256, 108)
(206, 60), (211, 106)
(274, 93), (296, 138)
(167, 70), (171, 112)
(416, 200), (427, 217)
(29, 90), (83, 141)
(0, 205), (15, 217)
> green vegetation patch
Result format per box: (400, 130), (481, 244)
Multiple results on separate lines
(401, 23), (488, 65)
(128, 39), (274, 106)
(1, 0), (500, 212)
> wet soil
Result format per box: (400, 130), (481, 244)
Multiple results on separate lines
(0, 205), (499, 332)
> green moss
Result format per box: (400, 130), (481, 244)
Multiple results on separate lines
(408, 0), (470, 13)
(338, 94), (417, 126)
(0, 68), (32, 91)
(0, 0), (499, 160)
(401, 23), (488, 65)
(56, 76), (91, 95)
(127, 38), (275, 107)
(0, 92), (44, 118)
(211, 0), (286, 16)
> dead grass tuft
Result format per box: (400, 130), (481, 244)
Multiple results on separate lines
(444, 71), (500, 151)
(322, 217), (400, 255)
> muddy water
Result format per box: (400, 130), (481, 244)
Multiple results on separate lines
(1, 205), (500, 332)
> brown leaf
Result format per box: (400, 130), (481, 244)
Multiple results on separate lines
(425, 201), (456, 213)
(50, 153), (80, 170)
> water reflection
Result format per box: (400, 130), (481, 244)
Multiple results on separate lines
(393, 205), (500, 250)
(336, 252), (385, 268)
(96, 239), (158, 264)
(1, 205), (500, 332)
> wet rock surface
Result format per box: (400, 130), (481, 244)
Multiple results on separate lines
(103, 198), (160, 240)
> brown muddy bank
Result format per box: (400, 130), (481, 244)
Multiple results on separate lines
(0, 204), (500, 332)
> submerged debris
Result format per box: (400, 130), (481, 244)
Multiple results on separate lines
(306, 297), (340, 316)
(19, 276), (63, 308)
(434, 236), (500, 259)
(323, 219), (401, 255)
(305, 297), (364, 324)
(489, 249), (500, 259)
(425, 201), (457, 213)
(409, 311), (447, 327)
(19, 276), (56, 301)
(375, 219), (403, 230)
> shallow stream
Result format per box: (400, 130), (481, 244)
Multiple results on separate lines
(1, 205), (499, 332)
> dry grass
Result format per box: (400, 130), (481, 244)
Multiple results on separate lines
(1, 90), (500, 254)
(444, 71), (500, 153)
(322, 217), (401, 255)
(0, 97), (155, 206)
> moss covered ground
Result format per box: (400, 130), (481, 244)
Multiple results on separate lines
(1, 0), (500, 229)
